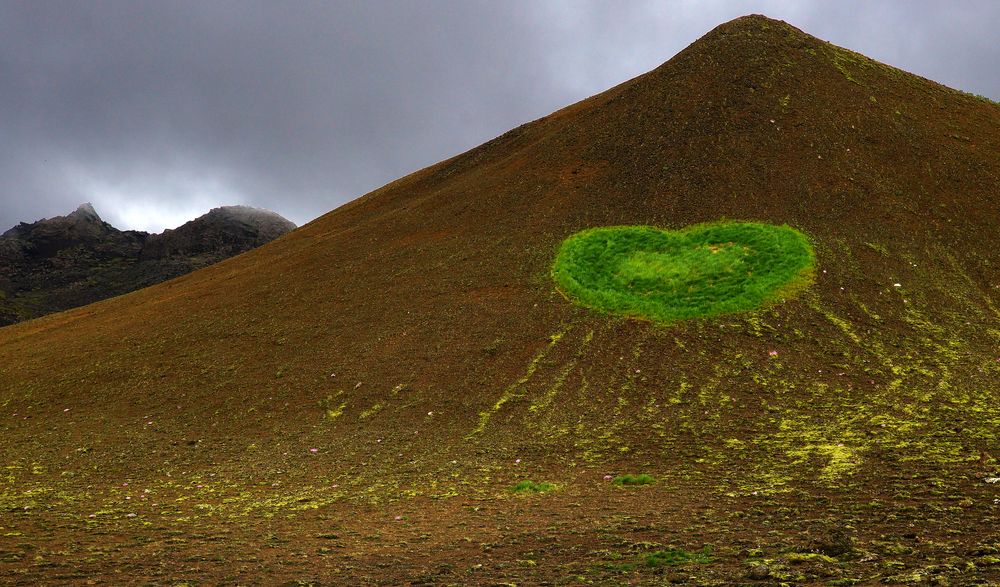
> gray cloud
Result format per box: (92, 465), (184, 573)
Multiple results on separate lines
(2, 0), (998, 232)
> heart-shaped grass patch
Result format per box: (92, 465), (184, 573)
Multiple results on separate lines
(552, 222), (815, 323)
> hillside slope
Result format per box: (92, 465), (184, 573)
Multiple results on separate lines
(2, 15), (998, 584)
(0, 204), (295, 325)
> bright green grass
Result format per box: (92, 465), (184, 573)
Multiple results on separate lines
(511, 480), (555, 493)
(552, 222), (814, 323)
(612, 473), (655, 486)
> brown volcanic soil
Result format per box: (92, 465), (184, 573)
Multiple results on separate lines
(2, 15), (1000, 585)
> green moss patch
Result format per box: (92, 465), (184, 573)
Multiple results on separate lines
(646, 547), (713, 567)
(552, 222), (814, 323)
(511, 480), (555, 493)
(612, 473), (656, 486)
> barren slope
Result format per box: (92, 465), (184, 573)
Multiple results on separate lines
(2, 15), (999, 585)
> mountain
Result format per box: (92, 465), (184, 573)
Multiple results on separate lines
(0, 203), (295, 326)
(1, 15), (998, 585)
(140, 205), (297, 260)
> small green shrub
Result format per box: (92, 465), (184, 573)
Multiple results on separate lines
(645, 546), (713, 567)
(511, 480), (554, 493)
(552, 222), (815, 324)
(612, 473), (655, 486)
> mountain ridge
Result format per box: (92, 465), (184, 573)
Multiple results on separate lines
(0, 203), (295, 325)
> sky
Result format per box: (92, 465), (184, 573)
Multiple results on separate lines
(2, 1), (998, 233)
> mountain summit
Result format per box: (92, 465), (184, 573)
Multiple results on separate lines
(0, 201), (122, 253)
(68, 202), (100, 221)
(141, 205), (296, 260)
(1, 15), (998, 584)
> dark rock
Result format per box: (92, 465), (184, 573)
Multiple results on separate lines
(747, 564), (771, 580)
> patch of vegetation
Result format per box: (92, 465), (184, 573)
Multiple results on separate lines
(864, 241), (890, 256)
(552, 223), (814, 324)
(785, 551), (839, 563)
(318, 393), (346, 420)
(645, 546), (713, 567)
(359, 403), (383, 419)
(511, 480), (554, 494)
(612, 473), (655, 486)
(469, 327), (570, 437)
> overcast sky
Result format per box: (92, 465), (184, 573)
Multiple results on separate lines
(2, 1), (998, 233)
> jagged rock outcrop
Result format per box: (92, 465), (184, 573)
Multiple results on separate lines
(0, 203), (295, 326)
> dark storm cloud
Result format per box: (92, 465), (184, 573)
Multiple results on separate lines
(1, 1), (997, 232)
(0, 1), (565, 231)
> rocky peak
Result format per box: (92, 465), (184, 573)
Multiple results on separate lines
(0, 202), (126, 259)
(141, 205), (296, 260)
(67, 202), (101, 223)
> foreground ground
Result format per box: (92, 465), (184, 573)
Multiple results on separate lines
(3, 459), (999, 585)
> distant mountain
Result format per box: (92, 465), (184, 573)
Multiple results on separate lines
(141, 205), (297, 260)
(0, 203), (295, 325)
